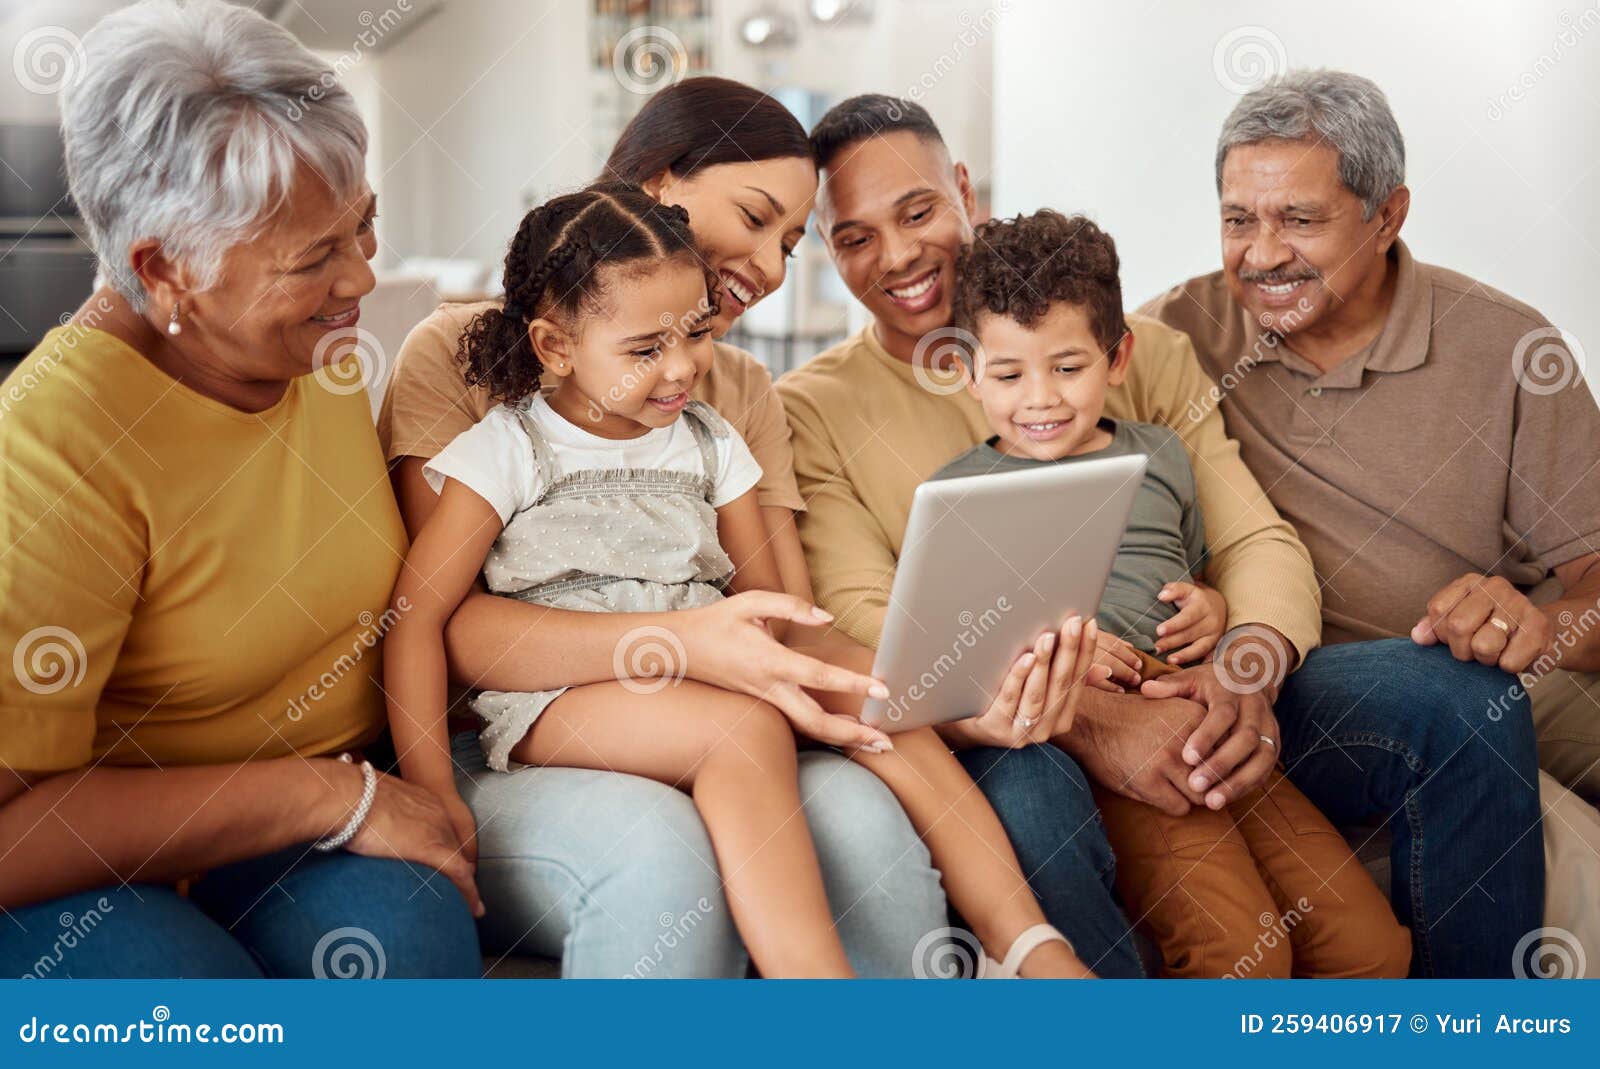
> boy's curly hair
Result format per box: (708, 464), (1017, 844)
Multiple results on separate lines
(950, 210), (1129, 356)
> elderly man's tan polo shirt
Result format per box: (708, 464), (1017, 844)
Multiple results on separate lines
(1143, 241), (1600, 646)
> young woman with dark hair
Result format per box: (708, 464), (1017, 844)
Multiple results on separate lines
(375, 78), (954, 978)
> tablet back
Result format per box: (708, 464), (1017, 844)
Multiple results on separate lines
(862, 452), (1147, 731)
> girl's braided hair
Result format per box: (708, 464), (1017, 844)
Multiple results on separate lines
(458, 181), (706, 405)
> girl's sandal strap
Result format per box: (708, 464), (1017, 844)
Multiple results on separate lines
(989, 923), (1073, 978)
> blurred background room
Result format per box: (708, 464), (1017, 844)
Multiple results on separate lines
(2, 0), (1597, 403)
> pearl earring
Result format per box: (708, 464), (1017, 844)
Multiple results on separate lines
(167, 302), (181, 336)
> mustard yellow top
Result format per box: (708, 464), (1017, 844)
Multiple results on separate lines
(776, 317), (1323, 663)
(0, 325), (406, 771)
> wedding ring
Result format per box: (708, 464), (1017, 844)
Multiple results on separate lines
(1259, 734), (1277, 749)
(1489, 616), (1511, 632)
(1017, 716), (1039, 731)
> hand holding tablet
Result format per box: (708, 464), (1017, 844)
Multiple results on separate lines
(861, 453), (1147, 732)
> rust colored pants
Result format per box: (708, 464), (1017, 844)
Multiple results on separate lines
(1091, 652), (1411, 978)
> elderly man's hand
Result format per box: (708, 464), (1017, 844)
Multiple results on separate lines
(1136, 624), (1294, 809)
(1065, 690), (1210, 816)
(1411, 572), (1552, 675)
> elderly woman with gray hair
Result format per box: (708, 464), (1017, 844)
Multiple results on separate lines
(0, 0), (481, 977)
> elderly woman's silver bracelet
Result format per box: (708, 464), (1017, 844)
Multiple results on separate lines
(315, 753), (377, 851)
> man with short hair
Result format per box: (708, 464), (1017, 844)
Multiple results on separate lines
(783, 90), (1551, 977)
(782, 95), (1334, 978)
(1145, 68), (1600, 973)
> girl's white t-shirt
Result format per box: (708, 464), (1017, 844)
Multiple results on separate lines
(424, 394), (764, 524)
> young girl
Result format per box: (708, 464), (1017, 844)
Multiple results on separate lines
(383, 183), (1100, 979)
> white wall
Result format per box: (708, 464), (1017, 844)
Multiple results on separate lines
(366, 0), (591, 268)
(712, 0), (996, 181)
(994, 0), (1600, 397)
(0, 0), (125, 122)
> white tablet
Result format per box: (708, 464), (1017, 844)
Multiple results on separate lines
(861, 452), (1147, 732)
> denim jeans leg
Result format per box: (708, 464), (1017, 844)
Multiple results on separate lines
(796, 750), (949, 978)
(190, 845), (482, 978)
(957, 743), (1145, 977)
(0, 884), (264, 978)
(1273, 638), (1544, 978)
(455, 730), (743, 978)
(455, 731), (947, 977)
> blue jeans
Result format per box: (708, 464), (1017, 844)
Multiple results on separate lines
(1274, 638), (1544, 977)
(0, 846), (481, 978)
(454, 731), (948, 977)
(958, 743), (1145, 977)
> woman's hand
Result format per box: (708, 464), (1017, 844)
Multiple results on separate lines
(1154, 581), (1228, 665)
(944, 616), (1099, 750)
(676, 590), (896, 751)
(343, 765), (485, 918)
(436, 788), (479, 866)
(1091, 629), (1143, 691)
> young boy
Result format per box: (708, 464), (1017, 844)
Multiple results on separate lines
(932, 209), (1411, 978)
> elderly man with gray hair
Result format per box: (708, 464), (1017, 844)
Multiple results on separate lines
(1145, 68), (1600, 976)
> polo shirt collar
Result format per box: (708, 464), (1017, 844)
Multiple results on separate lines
(1242, 239), (1432, 386)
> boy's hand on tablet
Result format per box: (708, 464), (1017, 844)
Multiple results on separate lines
(1091, 630), (1142, 691)
(1154, 581), (1228, 665)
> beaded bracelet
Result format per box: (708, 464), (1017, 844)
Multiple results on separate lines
(315, 753), (377, 852)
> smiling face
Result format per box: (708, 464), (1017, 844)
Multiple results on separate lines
(646, 156), (816, 338)
(815, 130), (976, 361)
(159, 170), (378, 384)
(966, 302), (1130, 462)
(538, 256), (717, 440)
(1219, 138), (1405, 342)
